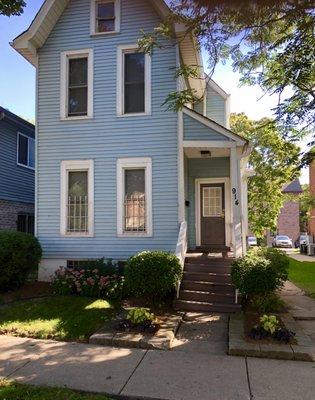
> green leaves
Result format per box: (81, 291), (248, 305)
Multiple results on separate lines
(0, 0), (25, 16)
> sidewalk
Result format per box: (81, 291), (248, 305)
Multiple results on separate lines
(1, 335), (314, 400)
(288, 253), (315, 262)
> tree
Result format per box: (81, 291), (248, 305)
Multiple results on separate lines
(230, 113), (300, 237)
(139, 0), (315, 136)
(299, 184), (315, 232)
(0, 0), (25, 16)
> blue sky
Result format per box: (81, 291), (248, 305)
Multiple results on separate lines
(0, 0), (309, 182)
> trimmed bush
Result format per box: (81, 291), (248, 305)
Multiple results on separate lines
(231, 248), (289, 299)
(124, 251), (182, 303)
(0, 231), (42, 291)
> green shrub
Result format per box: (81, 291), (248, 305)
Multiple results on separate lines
(250, 293), (285, 313)
(260, 315), (279, 334)
(231, 248), (289, 299)
(127, 308), (154, 325)
(0, 231), (42, 291)
(124, 251), (182, 303)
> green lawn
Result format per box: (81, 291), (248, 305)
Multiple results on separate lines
(0, 296), (115, 342)
(0, 380), (112, 400)
(288, 258), (315, 298)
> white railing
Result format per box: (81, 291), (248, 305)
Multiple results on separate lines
(175, 221), (187, 298)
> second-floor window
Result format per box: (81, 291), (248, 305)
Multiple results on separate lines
(117, 45), (151, 116)
(90, 0), (120, 35)
(17, 132), (35, 169)
(60, 49), (94, 120)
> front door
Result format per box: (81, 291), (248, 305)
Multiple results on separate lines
(200, 183), (225, 247)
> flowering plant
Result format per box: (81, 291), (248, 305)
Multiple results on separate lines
(51, 264), (123, 299)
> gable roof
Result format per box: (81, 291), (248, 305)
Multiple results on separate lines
(0, 106), (35, 131)
(282, 179), (303, 194)
(11, 0), (205, 97)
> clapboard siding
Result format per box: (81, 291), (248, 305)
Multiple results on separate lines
(0, 119), (35, 204)
(37, 0), (179, 259)
(183, 114), (228, 141)
(186, 157), (230, 248)
(206, 87), (227, 127)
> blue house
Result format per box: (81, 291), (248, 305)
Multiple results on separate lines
(0, 107), (35, 234)
(13, 0), (252, 311)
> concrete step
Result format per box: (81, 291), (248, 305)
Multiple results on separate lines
(179, 289), (235, 304)
(181, 280), (234, 293)
(185, 257), (234, 266)
(183, 271), (232, 284)
(173, 299), (241, 313)
(185, 263), (231, 274)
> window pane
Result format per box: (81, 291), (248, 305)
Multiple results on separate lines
(69, 58), (87, 86)
(98, 19), (115, 32)
(125, 53), (144, 83)
(29, 139), (35, 168)
(18, 134), (28, 166)
(124, 83), (145, 113)
(97, 1), (114, 18)
(68, 87), (88, 116)
(68, 171), (88, 197)
(68, 171), (88, 233)
(17, 214), (27, 232)
(124, 169), (146, 232)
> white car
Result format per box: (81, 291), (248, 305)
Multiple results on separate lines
(247, 236), (257, 247)
(272, 235), (293, 248)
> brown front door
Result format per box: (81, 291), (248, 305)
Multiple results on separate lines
(200, 183), (225, 246)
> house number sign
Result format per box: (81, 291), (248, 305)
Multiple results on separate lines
(232, 188), (239, 206)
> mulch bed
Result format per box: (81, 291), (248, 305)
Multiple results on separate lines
(0, 282), (52, 305)
(244, 311), (297, 345)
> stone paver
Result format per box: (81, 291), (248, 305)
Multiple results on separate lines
(247, 357), (315, 400)
(121, 350), (250, 400)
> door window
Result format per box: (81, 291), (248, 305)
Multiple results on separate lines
(203, 186), (222, 217)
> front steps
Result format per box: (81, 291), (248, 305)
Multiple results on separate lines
(174, 253), (241, 313)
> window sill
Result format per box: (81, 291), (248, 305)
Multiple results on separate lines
(117, 232), (152, 238)
(90, 31), (120, 37)
(117, 112), (151, 118)
(60, 116), (93, 121)
(17, 162), (35, 171)
(60, 233), (94, 238)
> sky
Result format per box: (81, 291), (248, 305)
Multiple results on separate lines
(0, 0), (310, 183)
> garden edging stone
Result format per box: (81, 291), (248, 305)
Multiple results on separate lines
(228, 312), (314, 362)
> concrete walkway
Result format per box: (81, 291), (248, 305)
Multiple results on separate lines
(288, 253), (315, 262)
(1, 335), (315, 400)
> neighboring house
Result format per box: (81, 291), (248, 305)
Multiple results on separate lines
(309, 153), (315, 240)
(276, 179), (303, 244)
(0, 107), (35, 234)
(12, 0), (251, 282)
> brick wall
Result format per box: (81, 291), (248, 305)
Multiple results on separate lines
(0, 199), (34, 231)
(277, 199), (300, 243)
(310, 160), (315, 238)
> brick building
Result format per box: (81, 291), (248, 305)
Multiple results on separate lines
(277, 179), (303, 244)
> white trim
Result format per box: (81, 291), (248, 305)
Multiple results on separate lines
(117, 44), (151, 117)
(16, 132), (35, 170)
(60, 159), (94, 237)
(183, 140), (236, 148)
(206, 77), (229, 100)
(116, 157), (152, 237)
(195, 178), (231, 248)
(178, 111), (185, 222)
(183, 107), (246, 144)
(35, 54), (39, 236)
(90, 0), (121, 36)
(60, 49), (94, 120)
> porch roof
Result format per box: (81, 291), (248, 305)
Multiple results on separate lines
(183, 107), (248, 147)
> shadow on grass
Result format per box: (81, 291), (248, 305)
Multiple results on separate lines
(0, 295), (118, 342)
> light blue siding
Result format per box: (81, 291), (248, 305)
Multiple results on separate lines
(0, 119), (35, 204)
(186, 157), (230, 249)
(206, 86), (227, 127)
(193, 101), (203, 115)
(183, 114), (228, 141)
(37, 0), (179, 259)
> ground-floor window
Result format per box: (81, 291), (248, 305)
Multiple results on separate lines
(117, 157), (152, 236)
(17, 212), (34, 235)
(60, 160), (94, 237)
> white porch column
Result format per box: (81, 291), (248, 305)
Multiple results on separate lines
(178, 110), (185, 222)
(230, 147), (243, 257)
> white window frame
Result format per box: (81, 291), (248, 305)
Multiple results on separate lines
(117, 44), (151, 117)
(60, 49), (94, 120)
(16, 132), (35, 170)
(90, 0), (121, 35)
(117, 157), (152, 237)
(60, 160), (94, 237)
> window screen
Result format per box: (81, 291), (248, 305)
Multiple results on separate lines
(67, 171), (89, 233)
(124, 52), (145, 114)
(96, 1), (115, 32)
(124, 168), (146, 232)
(68, 57), (88, 117)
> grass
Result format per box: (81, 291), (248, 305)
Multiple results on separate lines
(288, 258), (315, 298)
(0, 380), (113, 400)
(0, 295), (115, 342)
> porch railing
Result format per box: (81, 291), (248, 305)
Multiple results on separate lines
(175, 220), (187, 298)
